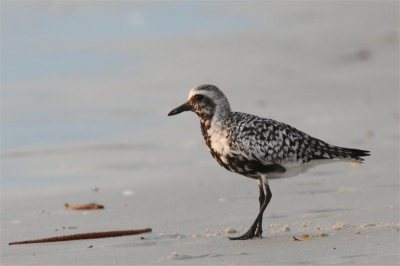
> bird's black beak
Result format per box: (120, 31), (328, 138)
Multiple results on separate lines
(168, 102), (192, 116)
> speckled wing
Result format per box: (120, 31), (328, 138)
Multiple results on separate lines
(225, 112), (368, 165)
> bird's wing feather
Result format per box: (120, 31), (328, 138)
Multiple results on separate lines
(226, 113), (314, 164)
(226, 112), (365, 164)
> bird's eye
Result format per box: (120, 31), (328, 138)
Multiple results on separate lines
(194, 94), (204, 101)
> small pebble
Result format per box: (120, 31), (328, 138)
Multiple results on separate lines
(365, 130), (374, 138)
(224, 227), (237, 234)
(332, 222), (350, 230)
(360, 222), (376, 228)
(122, 190), (135, 196)
(236, 252), (248, 255)
(280, 225), (290, 232)
(314, 232), (328, 237)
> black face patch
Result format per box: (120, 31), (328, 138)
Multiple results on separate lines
(189, 95), (216, 120)
(193, 94), (204, 101)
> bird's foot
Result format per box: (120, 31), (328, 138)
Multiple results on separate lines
(229, 227), (256, 240)
(255, 227), (263, 238)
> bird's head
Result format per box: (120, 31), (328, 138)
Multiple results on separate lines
(168, 84), (231, 120)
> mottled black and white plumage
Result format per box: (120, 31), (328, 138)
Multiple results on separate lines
(168, 84), (370, 240)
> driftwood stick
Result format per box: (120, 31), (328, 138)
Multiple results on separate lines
(9, 228), (152, 245)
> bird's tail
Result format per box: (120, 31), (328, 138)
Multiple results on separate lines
(341, 148), (370, 163)
(311, 140), (370, 163)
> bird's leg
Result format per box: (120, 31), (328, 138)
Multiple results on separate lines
(255, 180), (265, 238)
(230, 178), (272, 240)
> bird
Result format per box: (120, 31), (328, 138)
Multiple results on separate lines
(168, 84), (370, 240)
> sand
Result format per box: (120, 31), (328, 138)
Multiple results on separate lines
(1, 2), (399, 265)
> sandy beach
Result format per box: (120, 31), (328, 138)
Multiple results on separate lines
(1, 2), (399, 265)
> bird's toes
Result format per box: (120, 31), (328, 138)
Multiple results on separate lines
(228, 229), (256, 240)
(229, 235), (251, 240)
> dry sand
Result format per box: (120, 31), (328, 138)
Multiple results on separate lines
(1, 2), (399, 265)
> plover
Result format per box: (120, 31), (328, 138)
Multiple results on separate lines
(168, 84), (370, 240)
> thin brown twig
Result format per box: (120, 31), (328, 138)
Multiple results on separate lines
(9, 228), (152, 245)
(64, 203), (104, 210)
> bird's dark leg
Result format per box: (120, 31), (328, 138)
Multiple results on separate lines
(255, 181), (265, 238)
(229, 178), (272, 240)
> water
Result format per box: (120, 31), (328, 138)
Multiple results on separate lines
(2, 2), (254, 153)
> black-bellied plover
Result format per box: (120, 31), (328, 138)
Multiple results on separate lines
(168, 84), (370, 240)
